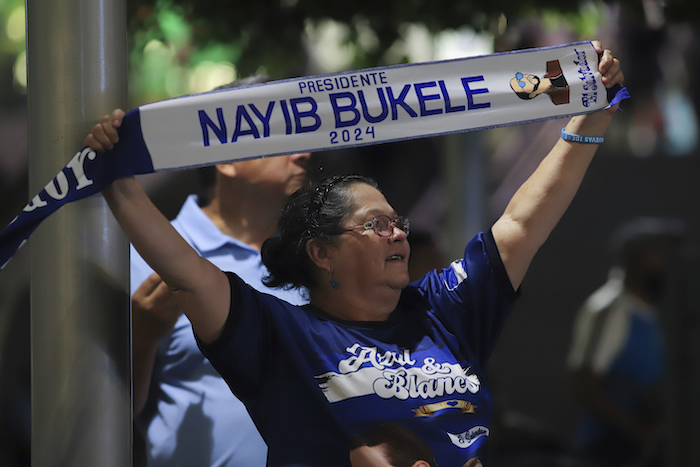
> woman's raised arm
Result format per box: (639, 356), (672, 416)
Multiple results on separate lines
(491, 42), (624, 290)
(88, 110), (231, 343)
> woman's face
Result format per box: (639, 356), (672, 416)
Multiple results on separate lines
(328, 183), (411, 298)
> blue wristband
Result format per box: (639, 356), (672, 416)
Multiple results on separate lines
(561, 128), (605, 144)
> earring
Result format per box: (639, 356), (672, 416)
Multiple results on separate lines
(328, 271), (339, 289)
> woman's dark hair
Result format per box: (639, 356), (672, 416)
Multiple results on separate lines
(261, 175), (379, 291)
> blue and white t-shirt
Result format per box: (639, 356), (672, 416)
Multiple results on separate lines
(198, 230), (518, 466)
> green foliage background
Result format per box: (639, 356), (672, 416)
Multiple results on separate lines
(0, 0), (694, 124)
(1, 0), (697, 108)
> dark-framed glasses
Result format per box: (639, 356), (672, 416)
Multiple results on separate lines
(345, 215), (410, 237)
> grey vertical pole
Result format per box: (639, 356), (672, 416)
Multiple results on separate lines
(26, 1), (131, 466)
(444, 132), (485, 261)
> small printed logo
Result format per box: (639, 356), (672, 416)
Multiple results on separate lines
(412, 399), (477, 417)
(447, 426), (489, 449)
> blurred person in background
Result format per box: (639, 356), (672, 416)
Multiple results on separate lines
(567, 217), (686, 467)
(349, 423), (438, 467)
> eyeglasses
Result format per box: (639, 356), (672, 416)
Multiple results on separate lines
(344, 215), (410, 237)
(515, 72), (540, 91)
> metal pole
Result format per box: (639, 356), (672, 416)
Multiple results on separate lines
(443, 132), (486, 261)
(26, 1), (130, 466)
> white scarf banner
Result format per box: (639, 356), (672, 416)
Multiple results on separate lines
(0, 40), (628, 269)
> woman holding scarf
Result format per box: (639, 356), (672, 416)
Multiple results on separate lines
(87, 41), (623, 466)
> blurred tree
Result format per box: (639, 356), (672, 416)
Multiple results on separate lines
(1, 0), (698, 107)
(119, 0), (694, 106)
(0, 0), (26, 108)
(126, 0), (699, 76)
